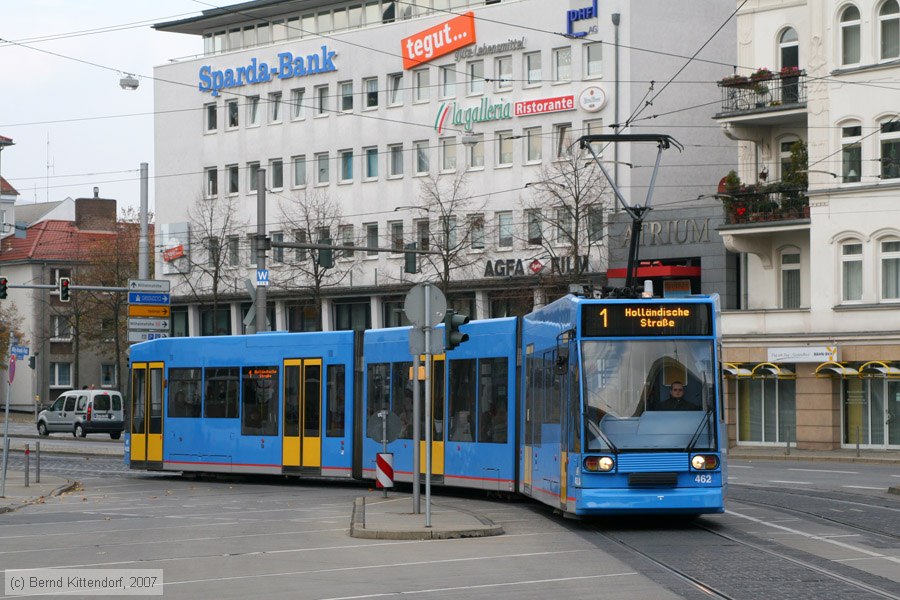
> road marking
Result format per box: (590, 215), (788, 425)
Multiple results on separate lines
(727, 509), (900, 565)
(767, 480), (812, 485)
(317, 573), (639, 600)
(842, 485), (886, 490)
(729, 465), (753, 469)
(788, 468), (857, 474)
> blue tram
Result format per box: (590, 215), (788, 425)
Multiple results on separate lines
(127, 293), (725, 516)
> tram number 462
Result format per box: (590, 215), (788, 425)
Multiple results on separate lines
(694, 474), (713, 484)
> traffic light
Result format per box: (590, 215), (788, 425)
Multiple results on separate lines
(0, 277), (7, 299)
(28, 356), (36, 370)
(443, 309), (470, 351)
(58, 277), (71, 302)
(404, 242), (418, 274)
(317, 238), (333, 269)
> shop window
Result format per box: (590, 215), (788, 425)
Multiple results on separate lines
(735, 371), (796, 444)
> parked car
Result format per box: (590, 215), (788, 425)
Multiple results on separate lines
(36, 390), (124, 439)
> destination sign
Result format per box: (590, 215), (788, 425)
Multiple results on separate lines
(128, 305), (171, 318)
(581, 303), (712, 337)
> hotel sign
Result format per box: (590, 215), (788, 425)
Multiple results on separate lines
(402, 12), (476, 69)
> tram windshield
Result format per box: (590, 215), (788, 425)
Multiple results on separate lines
(581, 340), (717, 451)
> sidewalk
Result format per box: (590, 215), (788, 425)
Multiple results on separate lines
(349, 493), (504, 540)
(727, 444), (900, 464)
(0, 470), (74, 514)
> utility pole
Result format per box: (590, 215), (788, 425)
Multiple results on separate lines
(139, 163), (149, 280)
(255, 168), (268, 333)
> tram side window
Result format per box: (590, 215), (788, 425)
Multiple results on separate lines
(326, 365), (346, 437)
(478, 358), (508, 444)
(284, 365), (300, 437)
(132, 369), (146, 434)
(545, 351), (562, 425)
(449, 359), (477, 442)
(391, 361), (412, 438)
(367, 363), (391, 421)
(241, 366), (279, 436)
(205, 367), (239, 418)
(433, 359), (445, 442)
(168, 368), (202, 418)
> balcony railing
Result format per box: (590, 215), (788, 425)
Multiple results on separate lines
(720, 185), (809, 225)
(718, 72), (807, 114)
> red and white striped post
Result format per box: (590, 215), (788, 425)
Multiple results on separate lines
(375, 452), (393, 497)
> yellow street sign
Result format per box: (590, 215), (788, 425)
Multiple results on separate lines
(128, 305), (171, 318)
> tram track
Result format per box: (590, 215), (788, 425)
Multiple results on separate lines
(585, 515), (900, 600)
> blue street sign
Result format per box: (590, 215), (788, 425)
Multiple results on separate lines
(256, 269), (270, 287)
(128, 292), (171, 305)
(10, 344), (29, 359)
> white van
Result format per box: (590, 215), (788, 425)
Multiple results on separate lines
(37, 390), (125, 439)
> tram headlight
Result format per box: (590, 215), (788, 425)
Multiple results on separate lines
(691, 454), (719, 470)
(584, 456), (615, 472)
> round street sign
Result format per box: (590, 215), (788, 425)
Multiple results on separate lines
(404, 283), (447, 327)
(8, 354), (15, 384)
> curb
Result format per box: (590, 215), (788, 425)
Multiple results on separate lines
(728, 453), (900, 465)
(349, 496), (504, 540)
(0, 479), (77, 514)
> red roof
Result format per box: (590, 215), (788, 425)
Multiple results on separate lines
(0, 220), (117, 262)
(0, 177), (18, 196)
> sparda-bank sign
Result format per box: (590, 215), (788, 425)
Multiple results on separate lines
(198, 45), (338, 96)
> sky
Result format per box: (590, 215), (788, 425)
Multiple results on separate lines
(0, 1), (203, 213)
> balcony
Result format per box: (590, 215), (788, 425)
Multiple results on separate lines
(715, 69), (807, 123)
(719, 185), (809, 226)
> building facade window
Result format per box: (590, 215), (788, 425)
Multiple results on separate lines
(206, 236), (220, 267)
(51, 315), (72, 340)
(388, 73), (403, 105)
(228, 235), (240, 266)
(441, 137), (457, 171)
(50, 362), (72, 388)
(365, 223), (379, 256)
(416, 219), (430, 251)
(552, 46), (572, 82)
(269, 92), (282, 122)
(524, 51), (541, 85)
(881, 0), (900, 60)
(584, 42), (602, 78)
(272, 231), (284, 263)
(780, 250), (801, 308)
(470, 214), (485, 249)
(390, 221), (404, 252)
(841, 241), (863, 302)
(226, 164), (239, 194)
(340, 81), (354, 111)
(842, 124), (862, 183)
(290, 87), (305, 119)
(340, 149), (353, 182)
(293, 229), (307, 262)
(554, 123), (573, 157)
(315, 85), (329, 115)
(270, 159), (283, 189)
(316, 152), (330, 184)
(525, 127), (542, 162)
(389, 144), (404, 176)
(497, 130), (513, 166)
(293, 155), (307, 187)
(440, 65), (456, 98)
(248, 162), (260, 192)
(498, 211), (513, 248)
(340, 225), (355, 258)
(333, 298), (371, 331)
(467, 133), (484, 169)
(415, 140), (429, 174)
(247, 95), (260, 126)
(414, 68), (430, 102)
(227, 99), (239, 128)
(881, 239), (900, 299)
(364, 77), (379, 108)
(880, 120), (900, 179)
(843, 375), (900, 447)
(556, 207), (573, 244)
(526, 210), (542, 245)
(101, 364), (117, 388)
(495, 55), (512, 91)
(288, 304), (321, 332)
(364, 147), (379, 179)
(840, 5), (861, 65)
(588, 206), (603, 242)
(734, 373), (796, 445)
(205, 167), (218, 197)
(205, 103), (217, 131)
(467, 60), (484, 94)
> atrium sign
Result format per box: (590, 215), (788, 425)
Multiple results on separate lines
(198, 45), (338, 96)
(566, 0), (599, 38)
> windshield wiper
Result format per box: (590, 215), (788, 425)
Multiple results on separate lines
(686, 407), (714, 451)
(587, 418), (618, 453)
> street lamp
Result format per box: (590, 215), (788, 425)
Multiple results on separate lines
(119, 73), (139, 91)
(0, 135), (14, 213)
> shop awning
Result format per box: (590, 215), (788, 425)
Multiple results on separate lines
(859, 361), (900, 377)
(814, 362), (859, 377)
(723, 362), (752, 377)
(751, 362), (795, 378)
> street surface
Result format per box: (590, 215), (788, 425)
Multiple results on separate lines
(1, 442), (898, 599)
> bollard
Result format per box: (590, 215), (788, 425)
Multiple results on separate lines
(24, 444), (30, 487)
(35, 441), (40, 483)
(856, 426), (861, 457)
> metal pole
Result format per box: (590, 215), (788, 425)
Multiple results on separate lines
(24, 444), (29, 487)
(424, 284), (432, 528)
(1, 364), (10, 497)
(412, 353), (421, 514)
(138, 163), (149, 280)
(256, 168), (268, 332)
(380, 410), (388, 498)
(856, 425), (860, 457)
(35, 441), (40, 484)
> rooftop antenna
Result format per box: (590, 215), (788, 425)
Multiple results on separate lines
(579, 133), (683, 295)
(45, 132), (55, 203)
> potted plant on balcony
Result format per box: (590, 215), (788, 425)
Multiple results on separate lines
(779, 65), (801, 79)
(718, 74), (751, 88)
(750, 67), (774, 82)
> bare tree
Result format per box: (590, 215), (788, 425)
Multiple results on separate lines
(276, 188), (359, 329)
(411, 171), (487, 295)
(521, 152), (610, 284)
(172, 193), (249, 331)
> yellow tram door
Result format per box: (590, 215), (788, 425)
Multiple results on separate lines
(130, 362), (164, 468)
(282, 358), (322, 472)
(418, 355), (445, 477)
